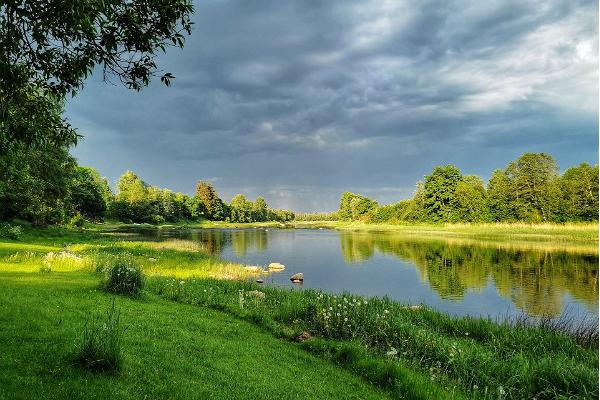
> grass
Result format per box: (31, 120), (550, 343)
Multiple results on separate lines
(75, 300), (123, 373)
(149, 277), (598, 399)
(0, 224), (597, 399)
(0, 273), (388, 399)
(292, 221), (599, 242)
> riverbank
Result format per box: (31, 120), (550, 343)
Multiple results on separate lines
(1, 226), (597, 399)
(87, 220), (599, 242)
(292, 221), (599, 243)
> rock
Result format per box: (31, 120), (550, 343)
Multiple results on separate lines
(244, 265), (262, 273)
(268, 262), (285, 271)
(256, 279), (264, 284)
(290, 272), (303, 282)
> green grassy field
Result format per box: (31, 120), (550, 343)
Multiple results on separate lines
(0, 225), (597, 399)
(0, 271), (389, 400)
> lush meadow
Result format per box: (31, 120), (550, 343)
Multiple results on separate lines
(0, 224), (597, 399)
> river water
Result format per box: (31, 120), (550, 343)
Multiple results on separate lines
(122, 227), (599, 322)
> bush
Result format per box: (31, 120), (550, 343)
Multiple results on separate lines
(68, 213), (85, 228)
(103, 256), (144, 297)
(75, 300), (123, 373)
(0, 223), (23, 240)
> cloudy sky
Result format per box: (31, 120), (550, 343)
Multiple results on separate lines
(66, 0), (598, 212)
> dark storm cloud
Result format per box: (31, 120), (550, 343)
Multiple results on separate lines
(67, 0), (598, 212)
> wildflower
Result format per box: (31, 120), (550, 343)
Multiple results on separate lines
(344, 317), (348, 322)
(386, 347), (398, 356)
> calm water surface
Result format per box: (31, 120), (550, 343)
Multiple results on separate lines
(127, 227), (599, 322)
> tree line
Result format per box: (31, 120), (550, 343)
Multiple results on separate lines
(338, 153), (598, 223)
(0, 157), (294, 226)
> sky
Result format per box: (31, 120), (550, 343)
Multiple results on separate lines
(66, 0), (599, 212)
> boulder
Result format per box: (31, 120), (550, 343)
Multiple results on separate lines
(290, 272), (303, 282)
(268, 262), (285, 271)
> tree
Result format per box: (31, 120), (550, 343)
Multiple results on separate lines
(0, 141), (75, 225)
(338, 192), (377, 221)
(338, 192), (355, 221)
(1, 0), (194, 147)
(229, 194), (253, 223)
(252, 197), (268, 222)
(451, 175), (488, 222)
(561, 163), (599, 221)
(423, 165), (462, 221)
(67, 166), (111, 220)
(487, 169), (514, 221)
(505, 153), (560, 221)
(195, 181), (223, 220)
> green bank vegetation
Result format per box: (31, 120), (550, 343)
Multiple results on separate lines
(0, 227), (597, 399)
(2, 152), (597, 231)
(314, 153), (598, 225)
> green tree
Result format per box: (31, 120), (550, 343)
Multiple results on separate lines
(67, 166), (111, 220)
(451, 175), (488, 222)
(229, 194), (253, 223)
(1, 0), (193, 147)
(195, 181), (223, 220)
(338, 192), (377, 221)
(252, 197), (268, 222)
(423, 165), (462, 221)
(487, 169), (515, 221)
(505, 153), (560, 221)
(0, 141), (75, 225)
(561, 163), (599, 221)
(338, 192), (355, 221)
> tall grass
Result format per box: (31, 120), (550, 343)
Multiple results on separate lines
(75, 300), (123, 373)
(148, 277), (598, 400)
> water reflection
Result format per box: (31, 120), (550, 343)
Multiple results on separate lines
(186, 229), (268, 257)
(111, 226), (598, 320)
(339, 232), (598, 317)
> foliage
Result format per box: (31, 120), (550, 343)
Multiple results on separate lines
(195, 181), (222, 220)
(0, 140), (75, 225)
(336, 153), (598, 225)
(451, 175), (488, 222)
(294, 212), (339, 221)
(505, 153), (560, 222)
(67, 166), (111, 220)
(75, 300), (123, 373)
(0, 222), (22, 240)
(339, 192), (378, 221)
(103, 256), (144, 297)
(561, 163), (599, 222)
(486, 170), (514, 222)
(423, 165), (463, 221)
(0, 0), (193, 147)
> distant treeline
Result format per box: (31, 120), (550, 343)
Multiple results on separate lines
(333, 153), (598, 223)
(0, 146), (596, 226)
(0, 142), (293, 225)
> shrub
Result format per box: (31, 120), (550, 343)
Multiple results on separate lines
(75, 300), (123, 373)
(0, 223), (23, 240)
(68, 213), (85, 228)
(103, 256), (144, 297)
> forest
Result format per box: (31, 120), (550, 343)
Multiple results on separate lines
(333, 153), (598, 224)
(1, 146), (597, 228)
